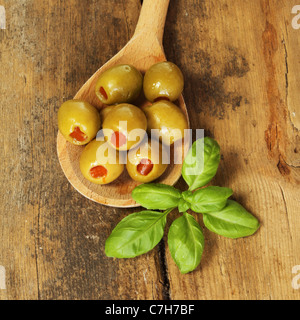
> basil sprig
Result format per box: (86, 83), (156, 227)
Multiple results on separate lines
(105, 137), (260, 274)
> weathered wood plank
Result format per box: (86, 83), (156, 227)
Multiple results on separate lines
(0, 0), (167, 300)
(163, 0), (300, 300)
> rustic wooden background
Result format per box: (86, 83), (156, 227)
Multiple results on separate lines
(0, 0), (299, 300)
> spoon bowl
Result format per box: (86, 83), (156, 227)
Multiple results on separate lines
(57, 0), (190, 207)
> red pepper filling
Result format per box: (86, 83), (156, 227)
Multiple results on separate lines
(99, 87), (108, 100)
(111, 131), (127, 148)
(90, 166), (108, 179)
(137, 159), (154, 176)
(154, 97), (170, 102)
(69, 126), (87, 142)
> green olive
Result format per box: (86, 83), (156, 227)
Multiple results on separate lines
(126, 139), (168, 183)
(58, 99), (101, 145)
(95, 64), (143, 105)
(102, 103), (147, 151)
(143, 61), (184, 102)
(142, 100), (188, 145)
(80, 139), (124, 185)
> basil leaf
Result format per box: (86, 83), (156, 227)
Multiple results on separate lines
(182, 137), (221, 191)
(190, 186), (233, 213)
(168, 212), (204, 274)
(203, 200), (260, 239)
(177, 198), (190, 213)
(105, 209), (171, 258)
(132, 183), (181, 210)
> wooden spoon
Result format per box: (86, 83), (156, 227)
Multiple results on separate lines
(57, 0), (190, 208)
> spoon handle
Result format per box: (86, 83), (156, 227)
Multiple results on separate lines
(133, 0), (170, 44)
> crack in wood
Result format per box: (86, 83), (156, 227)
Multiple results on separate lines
(282, 37), (288, 105)
(34, 203), (41, 300)
(279, 185), (293, 242)
(261, 20), (299, 178)
(282, 36), (299, 133)
(157, 241), (171, 300)
(277, 155), (291, 176)
(279, 155), (300, 170)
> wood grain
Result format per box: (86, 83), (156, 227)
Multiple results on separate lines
(0, 0), (299, 300)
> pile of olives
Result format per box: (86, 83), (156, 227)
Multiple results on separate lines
(58, 61), (188, 185)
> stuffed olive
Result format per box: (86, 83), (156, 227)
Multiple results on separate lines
(80, 139), (124, 185)
(102, 103), (147, 151)
(142, 100), (188, 145)
(126, 140), (168, 183)
(143, 61), (184, 102)
(58, 100), (101, 145)
(95, 64), (143, 105)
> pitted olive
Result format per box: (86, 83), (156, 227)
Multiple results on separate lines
(95, 64), (143, 105)
(80, 139), (124, 184)
(143, 61), (184, 102)
(58, 99), (101, 145)
(126, 139), (168, 183)
(102, 103), (147, 151)
(142, 100), (188, 145)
